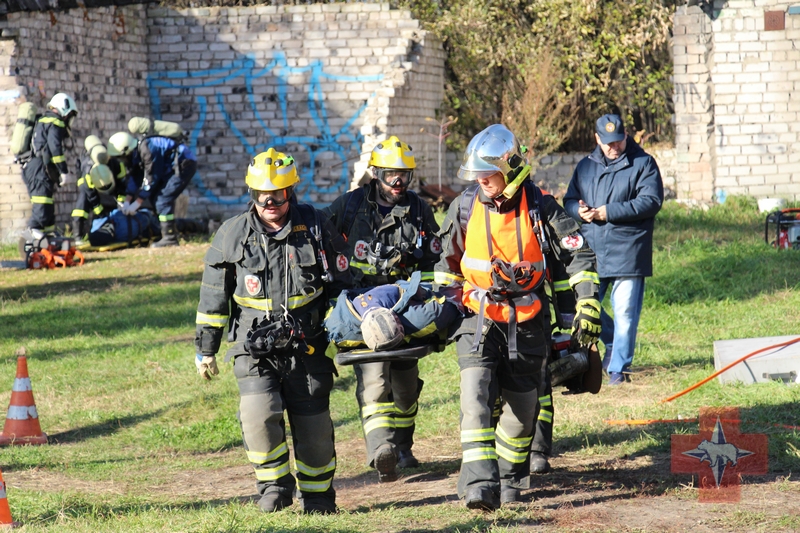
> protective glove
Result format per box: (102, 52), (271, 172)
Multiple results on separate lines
(195, 354), (219, 380)
(126, 199), (142, 216)
(59, 172), (76, 187)
(571, 298), (602, 346)
(121, 200), (131, 215)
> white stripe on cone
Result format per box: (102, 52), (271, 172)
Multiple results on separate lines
(12, 378), (31, 391)
(6, 405), (38, 420)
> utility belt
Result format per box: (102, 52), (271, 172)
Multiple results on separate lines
(244, 314), (309, 374)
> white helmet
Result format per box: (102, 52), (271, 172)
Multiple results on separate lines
(107, 131), (138, 158)
(48, 93), (78, 118)
(458, 124), (526, 182)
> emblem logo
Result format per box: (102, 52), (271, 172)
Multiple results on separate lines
(336, 254), (349, 272)
(244, 274), (262, 296)
(605, 122), (616, 133)
(354, 240), (369, 260)
(671, 407), (767, 502)
(429, 236), (442, 254)
(561, 234), (584, 250)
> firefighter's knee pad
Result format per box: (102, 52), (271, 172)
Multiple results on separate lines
(239, 392), (285, 453)
(459, 366), (494, 429)
(497, 388), (538, 437)
(390, 366), (420, 411)
(356, 362), (392, 404)
(290, 411), (335, 466)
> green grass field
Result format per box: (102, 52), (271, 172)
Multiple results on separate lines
(0, 196), (798, 532)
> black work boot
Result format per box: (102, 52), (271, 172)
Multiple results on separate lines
(374, 443), (398, 483)
(397, 449), (419, 468)
(72, 218), (87, 246)
(530, 452), (551, 474)
(151, 220), (179, 248)
(257, 491), (292, 512)
(464, 486), (499, 511)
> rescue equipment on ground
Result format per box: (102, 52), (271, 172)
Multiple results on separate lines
(20, 231), (84, 270)
(84, 135), (109, 165)
(548, 332), (602, 395)
(765, 207), (800, 250)
(0, 353), (48, 446)
(128, 116), (187, 141)
(11, 102), (38, 163)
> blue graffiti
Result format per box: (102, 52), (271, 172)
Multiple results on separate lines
(147, 52), (383, 205)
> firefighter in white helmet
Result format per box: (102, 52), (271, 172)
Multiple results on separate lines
(194, 148), (352, 514)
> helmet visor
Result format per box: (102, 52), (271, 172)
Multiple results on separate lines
(250, 187), (292, 207)
(376, 169), (414, 188)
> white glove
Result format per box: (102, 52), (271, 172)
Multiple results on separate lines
(59, 173), (76, 187)
(121, 200), (131, 214)
(195, 354), (219, 380)
(126, 199), (142, 216)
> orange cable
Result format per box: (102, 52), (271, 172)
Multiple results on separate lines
(658, 336), (800, 404)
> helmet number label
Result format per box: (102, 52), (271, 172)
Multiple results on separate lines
(561, 234), (585, 250)
(336, 254), (349, 272)
(354, 240), (369, 260)
(244, 274), (262, 296)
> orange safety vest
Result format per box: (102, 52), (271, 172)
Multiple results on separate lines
(460, 187), (546, 324)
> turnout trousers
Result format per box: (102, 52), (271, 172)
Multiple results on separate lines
(22, 158), (56, 232)
(354, 359), (423, 466)
(152, 162), (196, 222)
(232, 345), (336, 508)
(456, 317), (546, 499)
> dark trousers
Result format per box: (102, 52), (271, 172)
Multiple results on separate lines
(22, 158), (56, 231)
(152, 162), (196, 222)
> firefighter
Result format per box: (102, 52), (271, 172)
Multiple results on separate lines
(116, 131), (197, 247)
(434, 124), (601, 510)
(322, 136), (441, 482)
(194, 148), (351, 514)
(71, 135), (133, 243)
(20, 93), (78, 237)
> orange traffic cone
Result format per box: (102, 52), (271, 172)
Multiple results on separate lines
(0, 468), (19, 528)
(0, 355), (47, 446)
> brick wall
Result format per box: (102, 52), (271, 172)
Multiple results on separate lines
(0, 5), (150, 241)
(0, 2), (445, 241)
(673, 1), (800, 203)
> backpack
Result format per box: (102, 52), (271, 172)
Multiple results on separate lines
(128, 117), (187, 143)
(11, 102), (40, 164)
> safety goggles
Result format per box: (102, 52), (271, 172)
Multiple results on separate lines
(250, 187), (292, 207)
(376, 169), (414, 188)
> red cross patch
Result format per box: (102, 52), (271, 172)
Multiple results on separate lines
(560, 234), (584, 250)
(336, 253), (349, 272)
(354, 240), (369, 260)
(429, 236), (442, 254)
(244, 274), (262, 296)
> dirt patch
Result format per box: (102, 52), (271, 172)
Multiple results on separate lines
(6, 438), (798, 531)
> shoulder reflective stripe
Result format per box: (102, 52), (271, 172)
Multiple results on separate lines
(31, 196), (54, 204)
(462, 256), (492, 272)
(462, 447), (497, 463)
(195, 312), (228, 327)
(39, 116), (65, 128)
(246, 441), (288, 463)
(51, 154), (66, 164)
(461, 427), (494, 443)
(496, 425), (533, 448)
(71, 209), (88, 218)
(433, 271), (463, 285)
(569, 271), (599, 286)
(553, 279), (571, 292)
(253, 462), (291, 482)
(362, 402), (395, 418)
(296, 457), (336, 477)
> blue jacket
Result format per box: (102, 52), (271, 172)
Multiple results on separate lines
(127, 136), (196, 201)
(563, 138), (663, 278)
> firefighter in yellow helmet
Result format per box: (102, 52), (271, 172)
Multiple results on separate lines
(433, 124), (600, 510)
(194, 148), (352, 513)
(322, 136), (441, 482)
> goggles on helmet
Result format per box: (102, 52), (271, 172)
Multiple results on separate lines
(375, 168), (414, 189)
(250, 187), (292, 208)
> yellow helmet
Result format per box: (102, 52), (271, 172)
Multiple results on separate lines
(245, 148), (300, 191)
(368, 136), (416, 170)
(107, 132), (138, 158)
(88, 163), (115, 193)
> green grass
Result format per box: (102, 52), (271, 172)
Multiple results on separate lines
(0, 196), (799, 532)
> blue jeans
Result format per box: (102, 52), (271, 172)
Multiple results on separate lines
(599, 277), (645, 374)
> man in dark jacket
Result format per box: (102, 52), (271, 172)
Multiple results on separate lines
(563, 114), (664, 385)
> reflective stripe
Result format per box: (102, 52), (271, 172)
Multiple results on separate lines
(13, 378), (32, 391)
(461, 427), (494, 443)
(363, 416), (395, 435)
(76, 176), (85, 187)
(362, 402), (395, 419)
(85, 173), (94, 189)
(553, 279), (571, 292)
(297, 478), (333, 493)
(296, 457), (336, 477)
(433, 271), (463, 285)
(233, 288), (323, 311)
(93, 205), (104, 215)
(462, 446), (497, 463)
(39, 116), (65, 128)
(496, 441), (528, 464)
(395, 402), (417, 417)
(31, 196), (53, 205)
(538, 409), (553, 423)
(246, 441), (289, 463)
(71, 209), (88, 218)
(196, 312), (228, 327)
(51, 154), (66, 164)
(253, 462), (291, 481)
(496, 425), (532, 449)
(350, 260), (401, 277)
(461, 256), (491, 272)
(159, 213), (175, 222)
(418, 271), (435, 282)
(569, 271), (599, 287)
(394, 417), (415, 429)
(7, 405), (38, 420)
(538, 395), (552, 407)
